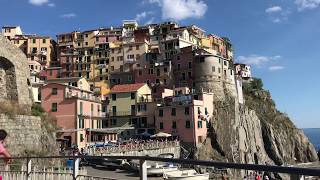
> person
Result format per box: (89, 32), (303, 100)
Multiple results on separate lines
(0, 129), (11, 164)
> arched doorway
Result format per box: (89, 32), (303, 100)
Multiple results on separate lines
(0, 56), (18, 102)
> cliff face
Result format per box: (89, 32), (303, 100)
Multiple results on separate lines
(196, 82), (318, 173)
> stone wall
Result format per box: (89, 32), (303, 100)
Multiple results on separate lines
(0, 35), (31, 105)
(0, 114), (57, 156)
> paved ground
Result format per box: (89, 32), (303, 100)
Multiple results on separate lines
(86, 165), (162, 180)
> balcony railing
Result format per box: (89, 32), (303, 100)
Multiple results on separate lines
(109, 111), (136, 116)
(65, 92), (101, 102)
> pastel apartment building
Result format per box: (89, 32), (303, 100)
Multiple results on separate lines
(108, 83), (156, 140)
(155, 88), (214, 146)
(2, 26), (57, 71)
(41, 78), (104, 148)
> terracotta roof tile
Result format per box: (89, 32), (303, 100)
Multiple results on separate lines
(110, 83), (146, 93)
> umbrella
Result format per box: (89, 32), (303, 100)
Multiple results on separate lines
(150, 132), (172, 138)
(139, 131), (152, 137)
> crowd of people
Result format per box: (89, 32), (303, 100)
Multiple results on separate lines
(243, 171), (271, 180)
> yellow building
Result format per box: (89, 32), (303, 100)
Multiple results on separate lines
(108, 83), (155, 140)
(27, 36), (57, 70)
(2, 26), (57, 72)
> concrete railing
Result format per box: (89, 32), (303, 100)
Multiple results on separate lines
(93, 140), (180, 154)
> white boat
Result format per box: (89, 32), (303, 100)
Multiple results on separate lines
(163, 169), (209, 180)
(130, 161), (178, 176)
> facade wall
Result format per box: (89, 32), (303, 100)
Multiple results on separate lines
(155, 93), (213, 145)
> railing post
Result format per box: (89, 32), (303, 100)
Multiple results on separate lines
(26, 158), (31, 180)
(139, 159), (147, 180)
(72, 156), (80, 180)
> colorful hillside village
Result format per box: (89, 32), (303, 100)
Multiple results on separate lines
(2, 21), (252, 149)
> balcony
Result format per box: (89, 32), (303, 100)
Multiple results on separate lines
(65, 91), (101, 103)
(109, 110), (136, 117)
(124, 58), (135, 64)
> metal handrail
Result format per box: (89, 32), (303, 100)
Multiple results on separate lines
(1, 155), (320, 179)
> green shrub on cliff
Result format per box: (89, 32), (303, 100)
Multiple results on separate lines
(31, 103), (45, 116)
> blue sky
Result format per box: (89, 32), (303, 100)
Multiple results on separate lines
(1, 0), (319, 128)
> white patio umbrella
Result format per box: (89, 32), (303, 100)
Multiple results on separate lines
(150, 132), (172, 138)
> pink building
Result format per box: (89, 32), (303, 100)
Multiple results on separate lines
(41, 82), (104, 148)
(155, 91), (213, 146)
(40, 67), (62, 80)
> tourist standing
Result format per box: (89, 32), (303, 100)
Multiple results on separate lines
(0, 129), (11, 180)
(0, 129), (11, 163)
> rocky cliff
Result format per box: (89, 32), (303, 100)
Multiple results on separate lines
(195, 79), (318, 177)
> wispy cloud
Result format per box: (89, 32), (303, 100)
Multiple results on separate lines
(237, 55), (281, 66)
(266, 6), (282, 13)
(60, 13), (77, 18)
(135, 11), (153, 22)
(47, 3), (55, 7)
(145, 17), (155, 25)
(269, 66), (285, 71)
(29, 0), (49, 6)
(295, 0), (320, 11)
(148, 0), (207, 21)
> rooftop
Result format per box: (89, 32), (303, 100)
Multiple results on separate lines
(110, 83), (146, 93)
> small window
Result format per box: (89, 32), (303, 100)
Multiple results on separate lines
(51, 103), (57, 112)
(136, 45), (139, 50)
(85, 42), (88, 46)
(80, 134), (84, 142)
(112, 94), (116, 101)
(112, 118), (117, 125)
(79, 118), (84, 128)
(160, 122), (164, 129)
(159, 109), (163, 117)
(224, 61), (227, 66)
(177, 64), (181, 70)
(131, 92), (135, 100)
(212, 66), (215, 72)
(184, 107), (189, 115)
(172, 121), (177, 129)
(42, 39), (46, 43)
(185, 121), (191, 128)
(198, 121), (202, 128)
(32, 39), (36, 44)
(171, 108), (176, 116)
(52, 88), (58, 95)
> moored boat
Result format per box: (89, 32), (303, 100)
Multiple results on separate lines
(163, 169), (209, 180)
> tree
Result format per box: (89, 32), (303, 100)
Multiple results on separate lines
(250, 78), (263, 90)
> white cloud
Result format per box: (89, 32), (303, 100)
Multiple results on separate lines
(295, 0), (320, 11)
(29, 0), (49, 6)
(269, 66), (285, 71)
(145, 17), (155, 24)
(136, 12), (148, 21)
(272, 18), (281, 23)
(266, 6), (282, 13)
(47, 3), (55, 7)
(60, 13), (77, 18)
(237, 55), (281, 66)
(148, 0), (207, 21)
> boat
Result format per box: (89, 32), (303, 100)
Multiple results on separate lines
(130, 160), (178, 176)
(163, 169), (209, 180)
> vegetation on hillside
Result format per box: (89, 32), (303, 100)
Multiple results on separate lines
(243, 78), (295, 130)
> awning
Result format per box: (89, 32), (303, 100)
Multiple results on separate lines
(88, 127), (135, 133)
(150, 132), (172, 138)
